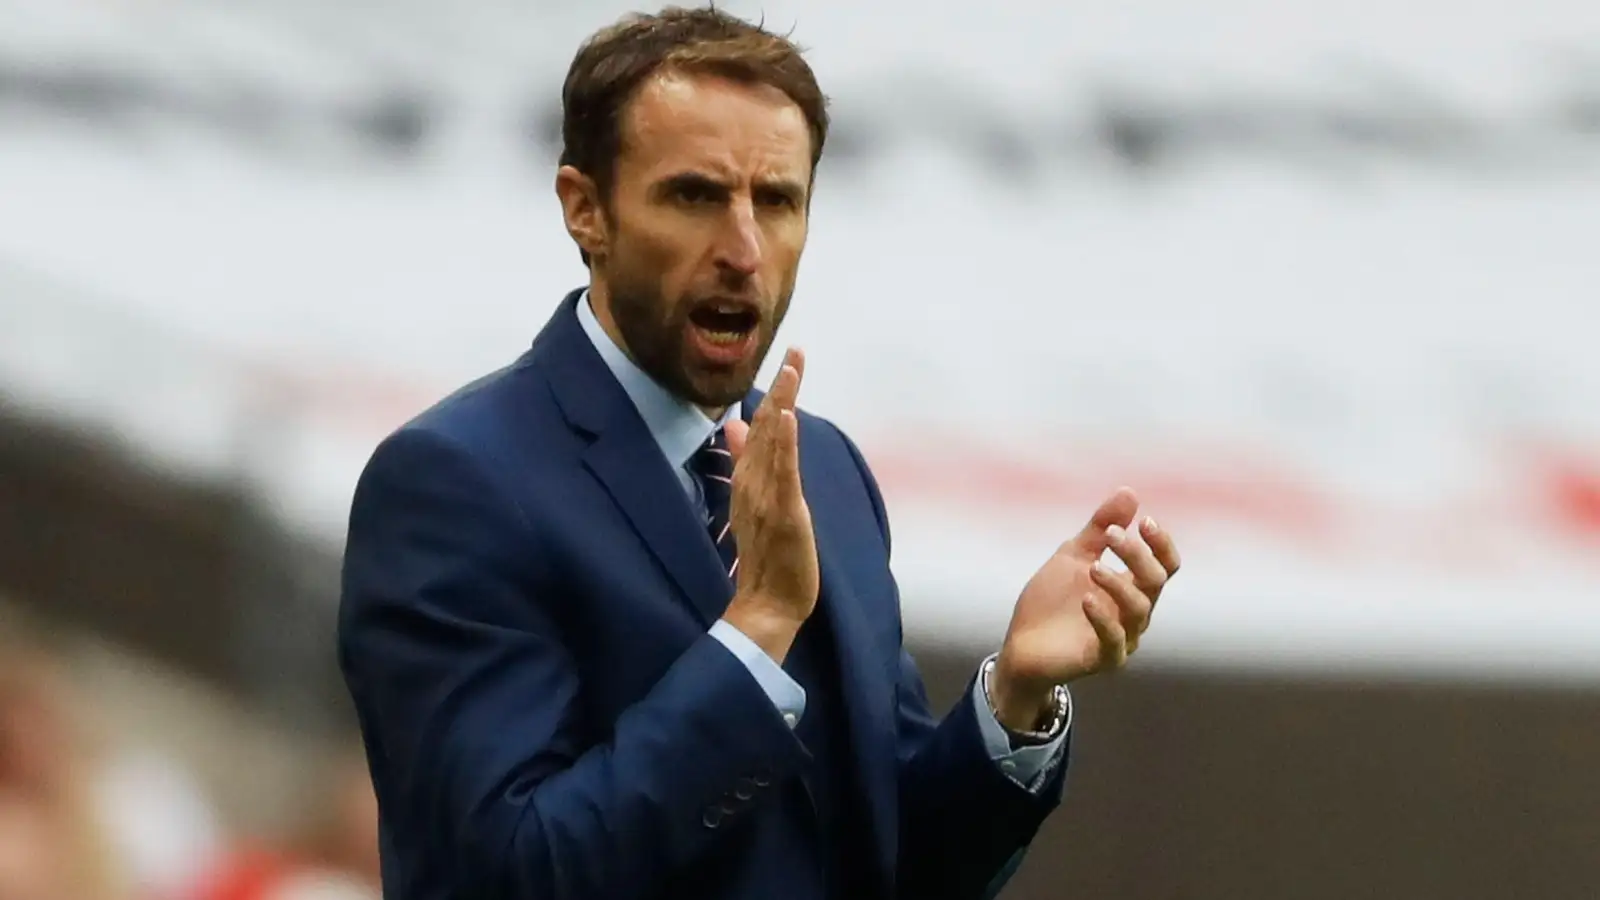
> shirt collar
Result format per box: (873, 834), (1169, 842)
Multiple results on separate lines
(576, 289), (741, 470)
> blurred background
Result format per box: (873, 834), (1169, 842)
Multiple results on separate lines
(1, 0), (1598, 898)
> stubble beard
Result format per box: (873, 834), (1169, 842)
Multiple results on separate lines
(607, 274), (788, 411)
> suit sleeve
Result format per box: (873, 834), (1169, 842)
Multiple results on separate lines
(833, 427), (1069, 900)
(337, 427), (810, 900)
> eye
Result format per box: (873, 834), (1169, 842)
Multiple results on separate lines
(755, 187), (799, 209)
(668, 178), (722, 205)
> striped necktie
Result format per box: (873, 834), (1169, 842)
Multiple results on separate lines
(690, 428), (738, 579)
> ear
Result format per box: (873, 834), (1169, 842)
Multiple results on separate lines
(555, 165), (608, 262)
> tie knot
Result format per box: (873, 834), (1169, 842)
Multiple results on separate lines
(691, 429), (734, 483)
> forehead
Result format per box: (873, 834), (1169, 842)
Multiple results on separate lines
(617, 71), (812, 183)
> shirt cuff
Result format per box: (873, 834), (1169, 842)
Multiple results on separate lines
(709, 619), (807, 728)
(972, 655), (1072, 791)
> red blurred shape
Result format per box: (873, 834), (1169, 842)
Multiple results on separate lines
(1546, 456), (1600, 535)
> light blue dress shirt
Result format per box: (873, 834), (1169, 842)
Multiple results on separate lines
(576, 293), (1068, 789)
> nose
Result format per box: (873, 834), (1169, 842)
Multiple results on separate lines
(714, 199), (763, 277)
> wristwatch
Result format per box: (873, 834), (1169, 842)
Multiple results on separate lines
(981, 655), (1070, 747)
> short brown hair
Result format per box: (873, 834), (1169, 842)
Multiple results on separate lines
(560, 6), (830, 204)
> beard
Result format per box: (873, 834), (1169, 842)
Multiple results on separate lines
(606, 264), (790, 411)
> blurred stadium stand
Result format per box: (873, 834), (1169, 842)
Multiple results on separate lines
(2, 1), (1598, 898)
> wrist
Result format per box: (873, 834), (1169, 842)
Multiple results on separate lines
(987, 657), (1060, 734)
(721, 598), (805, 664)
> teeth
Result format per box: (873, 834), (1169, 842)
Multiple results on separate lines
(703, 330), (744, 345)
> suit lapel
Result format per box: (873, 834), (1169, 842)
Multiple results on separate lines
(582, 429), (734, 626)
(541, 290), (732, 626)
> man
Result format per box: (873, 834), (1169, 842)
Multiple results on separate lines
(338, 7), (1181, 900)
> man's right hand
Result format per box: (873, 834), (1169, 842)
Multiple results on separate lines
(720, 347), (819, 663)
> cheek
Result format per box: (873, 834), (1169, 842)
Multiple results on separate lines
(616, 222), (702, 301)
(657, 253), (705, 301)
(764, 226), (807, 285)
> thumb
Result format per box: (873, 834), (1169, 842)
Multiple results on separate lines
(724, 419), (751, 462)
(1065, 486), (1140, 558)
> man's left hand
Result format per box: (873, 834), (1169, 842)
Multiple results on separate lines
(988, 487), (1181, 732)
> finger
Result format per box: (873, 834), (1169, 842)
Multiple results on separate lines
(746, 365), (797, 458)
(1105, 523), (1168, 600)
(740, 362), (794, 462)
(1082, 593), (1129, 669)
(783, 346), (806, 388)
(777, 409), (802, 492)
(724, 419), (751, 462)
(750, 351), (804, 462)
(1090, 561), (1153, 646)
(764, 347), (806, 413)
(1065, 486), (1139, 559)
(1139, 515), (1182, 577)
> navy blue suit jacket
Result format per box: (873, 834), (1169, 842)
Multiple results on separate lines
(338, 291), (1068, 900)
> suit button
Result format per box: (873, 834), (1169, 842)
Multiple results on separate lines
(734, 784), (753, 801)
(751, 771), (773, 787)
(703, 806), (724, 829)
(782, 712), (799, 728)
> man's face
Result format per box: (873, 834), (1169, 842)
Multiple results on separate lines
(586, 71), (812, 410)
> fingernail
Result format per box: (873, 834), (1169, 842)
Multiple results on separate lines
(1090, 561), (1105, 576)
(1142, 516), (1157, 533)
(1105, 524), (1125, 544)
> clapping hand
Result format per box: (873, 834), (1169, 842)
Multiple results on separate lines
(720, 348), (820, 662)
(988, 488), (1181, 731)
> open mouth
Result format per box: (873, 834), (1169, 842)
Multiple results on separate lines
(687, 302), (759, 346)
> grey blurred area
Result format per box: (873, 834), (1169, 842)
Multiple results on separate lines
(2, 1), (1598, 899)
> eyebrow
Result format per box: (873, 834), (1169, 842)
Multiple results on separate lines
(654, 171), (729, 198)
(653, 171), (808, 203)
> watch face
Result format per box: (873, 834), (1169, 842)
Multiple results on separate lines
(1024, 687), (1068, 740)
